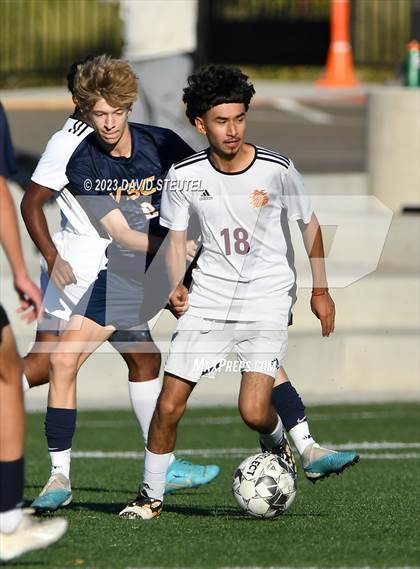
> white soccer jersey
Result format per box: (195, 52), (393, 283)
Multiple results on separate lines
(32, 117), (109, 239)
(31, 117), (110, 319)
(160, 146), (313, 327)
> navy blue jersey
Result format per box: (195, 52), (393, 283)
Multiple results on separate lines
(0, 103), (17, 178)
(65, 123), (194, 279)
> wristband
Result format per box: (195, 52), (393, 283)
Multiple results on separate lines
(312, 288), (329, 297)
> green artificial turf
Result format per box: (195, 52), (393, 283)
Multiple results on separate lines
(15, 403), (420, 569)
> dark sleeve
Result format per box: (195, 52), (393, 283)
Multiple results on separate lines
(160, 130), (195, 172)
(0, 103), (17, 178)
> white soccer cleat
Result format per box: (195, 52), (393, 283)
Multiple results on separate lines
(31, 472), (72, 512)
(0, 511), (68, 561)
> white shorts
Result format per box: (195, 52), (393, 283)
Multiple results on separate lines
(39, 231), (109, 322)
(164, 314), (288, 383)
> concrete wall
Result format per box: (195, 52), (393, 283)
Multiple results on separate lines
(368, 87), (420, 212)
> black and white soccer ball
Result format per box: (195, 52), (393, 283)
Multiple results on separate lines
(232, 452), (297, 518)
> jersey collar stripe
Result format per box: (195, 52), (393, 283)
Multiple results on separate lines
(257, 145), (289, 156)
(257, 155), (290, 169)
(174, 150), (206, 168)
(257, 148), (290, 165)
(174, 155), (207, 170)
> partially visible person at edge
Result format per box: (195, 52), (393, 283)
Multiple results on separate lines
(120, 0), (203, 149)
(0, 102), (68, 561)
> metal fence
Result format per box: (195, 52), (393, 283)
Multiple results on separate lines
(201, 0), (412, 67)
(353, 0), (411, 66)
(210, 0), (330, 20)
(199, 0), (330, 66)
(0, 0), (122, 77)
(0, 0), (414, 80)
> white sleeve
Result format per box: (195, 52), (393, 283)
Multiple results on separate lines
(31, 131), (72, 191)
(282, 161), (313, 223)
(159, 166), (191, 231)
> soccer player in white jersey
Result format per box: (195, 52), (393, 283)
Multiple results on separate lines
(20, 58), (219, 512)
(119, 65), (359, 520)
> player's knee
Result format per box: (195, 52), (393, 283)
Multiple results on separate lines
(124, 352), (161, 380)
(156, 394), (185, 426)
(49, 351), (78, 380)
(239, 401), (268, 432)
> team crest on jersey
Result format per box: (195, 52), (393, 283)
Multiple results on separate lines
(250, 189), (269, 208)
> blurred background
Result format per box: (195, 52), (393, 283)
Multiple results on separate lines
(0, 0), (419, 409)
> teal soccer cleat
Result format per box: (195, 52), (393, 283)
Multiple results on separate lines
(165, 459), (220, 494)
(302, 443), (360, 482)
(31, 473), (72, 513)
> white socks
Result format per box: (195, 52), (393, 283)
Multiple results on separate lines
(259, 416), (284, 450)
(49, 448), (71, 479)
(143, 448), (173, 502)
(0, 508), (23, 534)
(21, 373), (30, 393)
(128, 378), (162, 445)
(289, 421), (315, 456)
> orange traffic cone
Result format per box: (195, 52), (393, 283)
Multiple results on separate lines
(317, 0), (359, 88)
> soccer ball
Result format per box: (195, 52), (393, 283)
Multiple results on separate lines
(232, 452), (297, 518)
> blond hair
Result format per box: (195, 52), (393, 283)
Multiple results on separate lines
(73, 54), (137, 111)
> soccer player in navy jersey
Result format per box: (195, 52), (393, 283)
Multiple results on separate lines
(30, 55), (219, 513)
(119, 65), (359, 520)
(0, 103), (67, 560)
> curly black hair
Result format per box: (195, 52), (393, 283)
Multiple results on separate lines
(183, 65), (255, 125)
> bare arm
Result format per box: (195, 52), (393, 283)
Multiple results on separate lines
(101, 211), (194, 316)
(21, 182), (56, 266)
(298, 213), (335, 337)
(166, 229), (187, 291)
(165, 229), (189, 316)
(21, 181), (77, 289)
(0, 177), (42, 322)
(100, 208), (163, 253)
(1, 177), (27, 277)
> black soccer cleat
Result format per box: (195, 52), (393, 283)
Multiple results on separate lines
(119, 489), (163, 520)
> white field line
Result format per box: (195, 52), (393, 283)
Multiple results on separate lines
(217, 567), (420, 569)
(76, 411), (416, 428)
(336, 442), (420, 450)
(86, 566), (420, 569)
(272, 97), (334, 124)
(361, 453), (420, 460)
(218, 567), (420, 569)
(72, 442), (420, 461)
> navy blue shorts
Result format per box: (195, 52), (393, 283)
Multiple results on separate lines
(73, 269), (160, 331)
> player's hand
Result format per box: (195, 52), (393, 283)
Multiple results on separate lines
(169, 284), (189, 317)
(310, 292), (335, 337)
(186, 239), (198, 262)
(14, 273), (43, 323)
(47, 253), (77, 290)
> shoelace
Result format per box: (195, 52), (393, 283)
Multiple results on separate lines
(175, 459), (205, 472)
